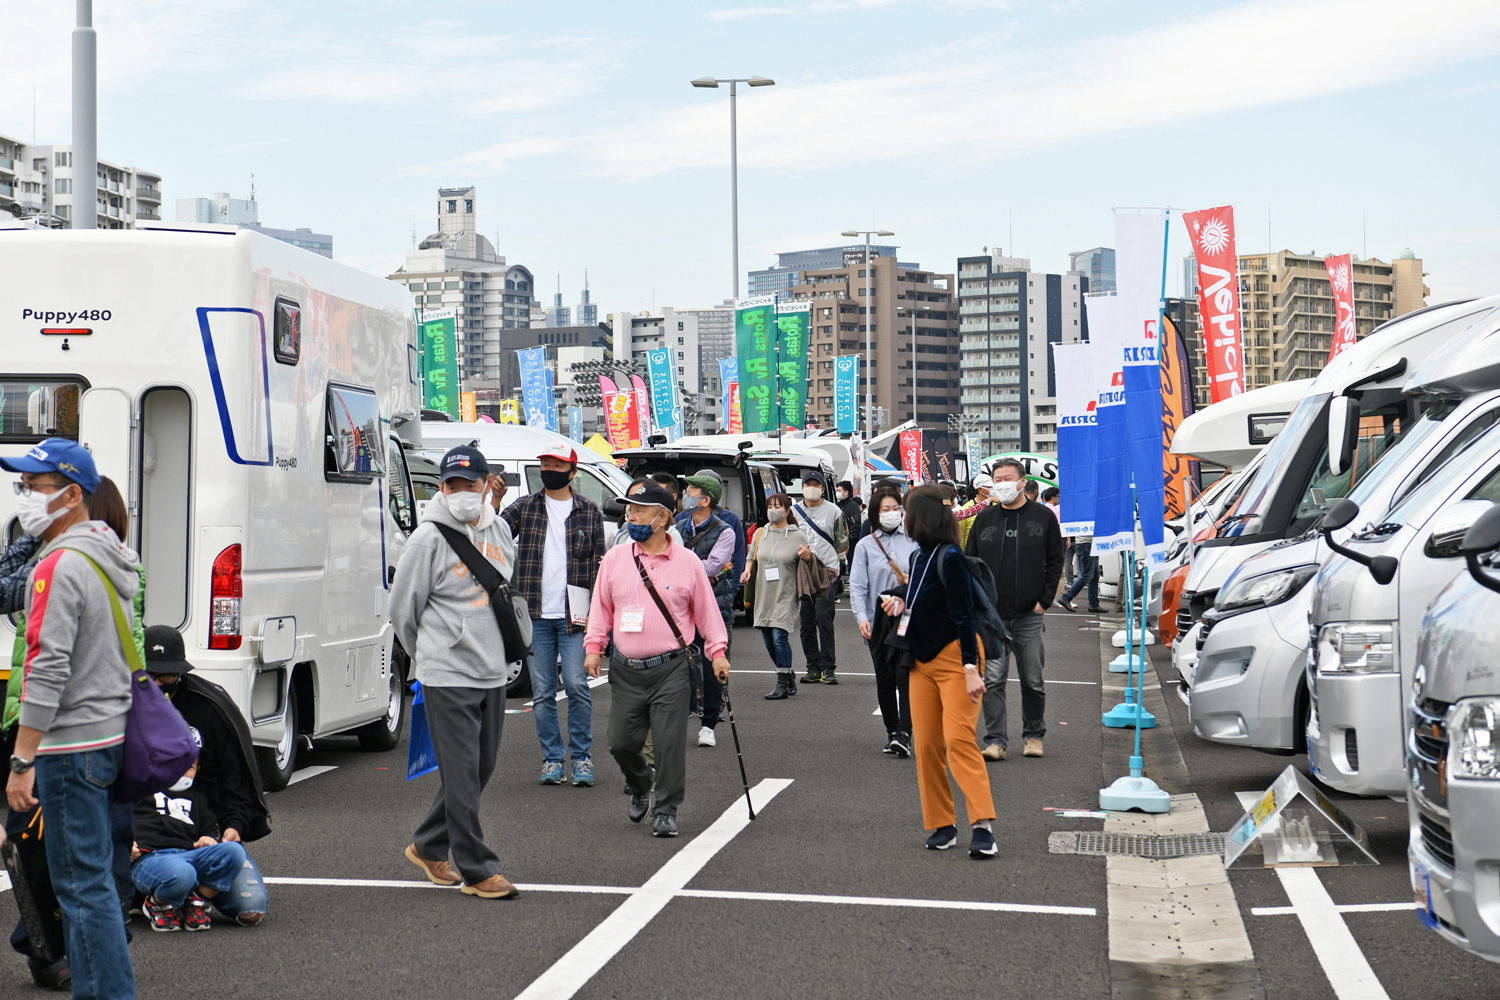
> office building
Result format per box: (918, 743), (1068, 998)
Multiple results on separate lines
(681, 299), (734, 395)
(576, 274), (598, 326)
(748, 244), (912, 299)
(780, 253), (959, 436)
(175, 191), (333, 257)
(547, 275), (572, 327)
(1177, 248), (1431, 406)
(957, 249), (1087, 456)
(1069, 247), (1115, 294)
(0, 134), (161, 228)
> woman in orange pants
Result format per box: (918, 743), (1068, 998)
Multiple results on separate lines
(881, 485), (997, 858)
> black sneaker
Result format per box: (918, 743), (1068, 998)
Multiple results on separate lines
(628, 791), (650, 823)
(652, 814), (679, 838)
(28, 956), (70, 991)
(801, 669), (823, 684)
(969, 826), (998, 858)
(882, 733), (897, 754)
(823, 671), (839, 685)
(925, 825), (958, 850)
(890, 734), (912, 758)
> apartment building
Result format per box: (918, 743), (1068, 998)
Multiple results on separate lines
(681, 299), (735, 395)
(957, 250), (1087, 456)
(1178, 248), (1430, 408)
(0, 134), (161, 228)
(1069, 247), (1116, 293)
(780, 254), (959, 436)
(611, 308), (719, 432)
(748, 244), (908, 298)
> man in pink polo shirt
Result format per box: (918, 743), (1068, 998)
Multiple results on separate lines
(585, 484), (730, 838)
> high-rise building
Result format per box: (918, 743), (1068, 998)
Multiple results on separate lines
(0, 134), (161, 228)
(576, 273), (598, 326)
(175, 191), (333, 257)
(1177, 249), (1430, 407)
(1069, 247), (1116, 294)
(748, 244), (910, 299)
(779, 254), (958, 436)
(957, 250), (1087, 456)
(681, 299), (734, 395)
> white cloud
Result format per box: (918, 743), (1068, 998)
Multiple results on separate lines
(707, 0), (1012, 20)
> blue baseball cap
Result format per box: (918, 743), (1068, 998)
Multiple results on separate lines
(438, 445), (489, 483)
(0, 437), (101, 493)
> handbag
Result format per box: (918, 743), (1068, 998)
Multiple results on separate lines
(432, 524), (532, 664)
(867, 530), (909, 586)
(742, 529), (763, 613)
(632, 550), (707, 697)
(70, 552), (198, 803)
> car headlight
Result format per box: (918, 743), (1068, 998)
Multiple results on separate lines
(1448, 697), (1500, 780)
(1215, 564), (1318, 613)
(1313, 621), (1397, 674)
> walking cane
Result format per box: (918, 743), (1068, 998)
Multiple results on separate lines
(721, 676), (756, 820)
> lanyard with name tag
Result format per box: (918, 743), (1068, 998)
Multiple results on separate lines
(621, 604), (645, 633)
(765, 566), (780, 581)
(897, 548), (940, 637)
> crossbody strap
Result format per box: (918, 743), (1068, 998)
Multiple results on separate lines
(433, 524), (501, 596)
(64, 550), (143, 674)
(631, 550), (691, 655)
(868, 531), (909, 586)
(792, 503), (834, 548)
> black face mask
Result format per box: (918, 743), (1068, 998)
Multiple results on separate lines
(540, 468), (572, 491)
(156, 676), (180, 697)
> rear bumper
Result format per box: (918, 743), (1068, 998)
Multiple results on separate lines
(1306, 672), (1404, 796)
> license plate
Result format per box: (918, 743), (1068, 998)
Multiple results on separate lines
(1412, 858), (1437, 929)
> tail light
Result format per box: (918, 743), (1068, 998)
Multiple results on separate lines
(209, 544), (242, 650)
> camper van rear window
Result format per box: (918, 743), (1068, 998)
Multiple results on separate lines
(274, 297), (301, 365)
(0, 379), (86, 443)
(325, 384), (385, 484)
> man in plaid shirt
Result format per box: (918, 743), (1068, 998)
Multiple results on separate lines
(500, 444), (607, 786)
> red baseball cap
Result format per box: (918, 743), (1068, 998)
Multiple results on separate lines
(538, 442), (578, 464)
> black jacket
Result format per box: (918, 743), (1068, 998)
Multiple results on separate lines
(171, 676), (273, 841)
(964, 499), (1064, 618)
(134, 784), (219, 852)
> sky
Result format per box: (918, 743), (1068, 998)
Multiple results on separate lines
(4, 0), (1500, 313)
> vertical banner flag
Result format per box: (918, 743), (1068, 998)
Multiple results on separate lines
(419, 310), (460, 417)
(629, 374), (653, 442)
(498, 398), (521, 424)
(718, 357), (738, 428)
(1182, 206), (1245, 402)
(775, 301), (810, 429)
(1052, 341), (1096, 537)
(965, 433), (984, 484)
(518, 347), (549, 426)
(543, 368), (559, 433)
(646, 349), (679, 434)
(567, 406), (584, 443)
(834, 356), (860, 433)
(1115, 208), (1169, 567)
(1325, 254), (1357, 361)
(458, 392), (477, 423)
(734, 295), (777, 433)
(1161, 313), (1200, 521)
(849, 435), (864, 496)
(899, 428), (924, 485)
(602, 390), (633, 450)
(727, 382), (743, 434)
(1086, 293), (1130, 554)
(927, 435), (954, 481)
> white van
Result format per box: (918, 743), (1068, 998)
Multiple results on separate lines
(0, 226), (421, 790)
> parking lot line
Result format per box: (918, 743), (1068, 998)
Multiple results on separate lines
(1251, 902), (1418, 916)
(1275, 866), (1392, 1000)
(285, 765), (338, 786)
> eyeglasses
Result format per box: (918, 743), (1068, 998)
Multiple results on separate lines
(12, 480), (67, 497)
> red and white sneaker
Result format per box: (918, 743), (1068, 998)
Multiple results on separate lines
(182, 893), (213, 932)
(143, 895), (183, 933)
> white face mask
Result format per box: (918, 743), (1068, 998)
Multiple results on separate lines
(169, 775), (194, 792)
(803, 486), (823, 503)
(16, 486), (70, 537)
(879, 511), (903, 532)
(766, 508), (787, 524)
(992, 481), (1021, 505)
(445, 489), (486, 523)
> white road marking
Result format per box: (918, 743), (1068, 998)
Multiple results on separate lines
(1252, 902), (1417, 916)
(285, 765), (338, 786)
(1274, 867), (1393, 1000)
(525, 674), (610, 708)
(512, 777), (793, 1000)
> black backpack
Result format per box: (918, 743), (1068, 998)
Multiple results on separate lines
(958, 548), (1012, 660)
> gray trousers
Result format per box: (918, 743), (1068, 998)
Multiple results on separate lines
(980, 611), (1047, 748)
(608, 654), (691, 817)
(413, 683), (507, 885)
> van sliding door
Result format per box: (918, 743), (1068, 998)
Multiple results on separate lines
(139, 388), (192, 629)
(78, 387), (133, 531)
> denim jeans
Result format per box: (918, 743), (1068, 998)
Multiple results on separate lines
(760, 627), (793, 672)
(131, 842), (250, 909)
(1062, 541), (1100, 608)
(980, 611), (1047, 748)
(528, 617), (591, 762)
(34, 745), (135, 999)
(213, 850), (268, 923)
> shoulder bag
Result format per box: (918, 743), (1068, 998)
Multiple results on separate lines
(742, 529), (763, 613)
(432, 524), (532, 664)
(867, 531), (909, 586)
(632, 550), (707, 697)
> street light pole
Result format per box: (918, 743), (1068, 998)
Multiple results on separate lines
(692, 75), (775, 302)
(841, 228), (895, 439)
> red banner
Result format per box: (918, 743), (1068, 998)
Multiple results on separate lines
(899, 428), (924, 485)
(1325, 253), (1357, 362)
(1183, 206), (1246, 402)
(727, 381), (743, 434)
(602, 390), (641, 451)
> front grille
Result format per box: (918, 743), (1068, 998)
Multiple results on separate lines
(1345, 729), (1359, 771)
(1420, 812), (1456, 869)
(1196, 615), (1217, 652)
(1175, 597), (1194, 636)
(1411, 698), (1450, 764)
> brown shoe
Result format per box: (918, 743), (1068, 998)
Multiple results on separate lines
(461, 874), (520, 899)
(981, 743), (1005, 761)
(1023, 739), (1044, 758)
(405, 844), (460, 886)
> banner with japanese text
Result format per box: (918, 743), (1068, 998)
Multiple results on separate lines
(458, 392), (477, 422)
(734, 295), (777, 433)
(718, 357), (737, 428)
(726, 381), (742, 433)
(646, 348), (679, 433)
(965, 433), (984, 484)
(899, 428), (924, 485)
(1325, 254), (1357, 362)
(418, 310), (459, 417)
(1160, 313), (1200, 522)
(498, 398), (521, 425)
(1116, 208), (1168, 567)
(775, 301), (810, 429)
(518, 346), (549, 427)
(603, 390), (638, 450)
(1183, 206), (1246, 402)
(834, 356), (860, 433)
(1052, 341), (1096, 537)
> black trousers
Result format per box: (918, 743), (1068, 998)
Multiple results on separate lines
(799, 587), (838, 674)
(869, 610), (911, 737)
(608, 654), (691, 817)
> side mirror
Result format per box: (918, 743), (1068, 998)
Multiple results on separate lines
(1318, 498), (1397, 586)
(1318, 498), (1361, 533)
(1327, 397), (1360, 477)
(1461, 505), (1500, 555)
(603, 496), (627, 519)
(1369, 555), (1398, 586)
(1425, 500), (1495, 558)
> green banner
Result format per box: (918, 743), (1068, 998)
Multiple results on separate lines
(775, 302), (810, 429)
(734, 295), (777, 433)
(419, 310), (460, 417)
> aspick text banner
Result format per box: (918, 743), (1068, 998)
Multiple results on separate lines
(734, 295), (777, 433)
(1160, 314), (1200, 521)
(1052, 341), (1096, 537)
(834, 356), (860, 433)
(775, 302), (810, 429)
(1182, 206), (1245, 402)
(1325, 254), (1357, 361)
(899, 428), (924, 485)
(419, 310), (459, 417)
(1086, 294), (1130, 553)
(1115, 208), (1168, 567)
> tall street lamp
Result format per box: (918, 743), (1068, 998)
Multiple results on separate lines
(692, 75), (775, 301)
(841, 228), (894, 439)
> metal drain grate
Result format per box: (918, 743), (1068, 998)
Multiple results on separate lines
(1048, 831), (1226, 859)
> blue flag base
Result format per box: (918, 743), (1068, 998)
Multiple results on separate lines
(1108, 652), (1146, 673)
(406, 680), (439, 781)
(1100, 774), (1171, 814)
(1102, 699), (1157, 729)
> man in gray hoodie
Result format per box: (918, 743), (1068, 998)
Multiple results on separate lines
(2, 438), (138, 1000)
(390, 445), (521, 900)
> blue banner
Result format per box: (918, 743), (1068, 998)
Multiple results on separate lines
(965, 433), (984, 484)
(719, 356), (737, 428)
(567, 406), (583, 442)
(1052, 342), (1096, 537)
(518, 347), (549, 427)
(1086, 294), (1131, 553)
(646, 348), (679, 432)
(834, 355), (860, 433)
(543, 367), (559, 432)
(1116, 209), (1169, 567)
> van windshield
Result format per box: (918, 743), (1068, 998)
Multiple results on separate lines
(1218, 393), (1325, 536)
(0, 380), (84, 442)
(1346, 399), (1466, 511)
(1385, 420), (1500, 526)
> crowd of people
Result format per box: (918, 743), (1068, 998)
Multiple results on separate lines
(0, 437), (1074, 998)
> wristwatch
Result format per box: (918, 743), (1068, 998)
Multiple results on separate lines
(962, 663), (978, 672)
(10, 754), (36, 774)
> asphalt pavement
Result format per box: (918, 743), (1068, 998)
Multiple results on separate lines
(3, 595), (1499, 999)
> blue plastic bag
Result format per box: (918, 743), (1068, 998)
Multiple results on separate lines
(406, 680), (439, 780)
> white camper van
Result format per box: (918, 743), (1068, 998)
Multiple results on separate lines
(0, 226), (422, 790)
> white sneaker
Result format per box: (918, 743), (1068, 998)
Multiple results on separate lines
(697, 726), (717, 747)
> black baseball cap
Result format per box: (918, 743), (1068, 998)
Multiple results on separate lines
(621, 483), (676, 513)
(439, 445), (489, 483)
(802, 471), (828, 488)
(144, 625), (195, 675)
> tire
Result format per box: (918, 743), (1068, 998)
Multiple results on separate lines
(357, 667), (407, 751)
(255, 695), (298, 793)
(504, 657), (532, 699)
